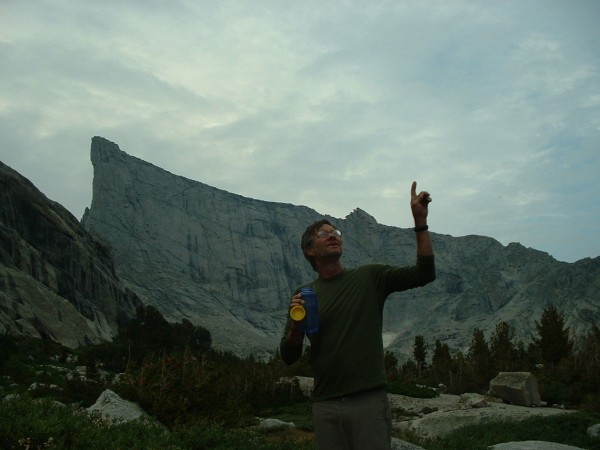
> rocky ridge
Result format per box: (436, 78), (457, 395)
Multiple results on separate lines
(1, 136), (599, 357)
(0, 160), (141, 347)
(81, 137), (600, 359)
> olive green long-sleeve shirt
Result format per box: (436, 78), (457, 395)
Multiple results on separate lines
(280, 255), (435, 401)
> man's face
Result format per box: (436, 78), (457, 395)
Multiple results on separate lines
(306, 224), (343, 260)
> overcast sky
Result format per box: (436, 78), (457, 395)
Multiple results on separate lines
(1, 1), (599, 263)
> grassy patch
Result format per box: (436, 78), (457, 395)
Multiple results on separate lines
(0, 396), (316, 450)
(3, 335), (599, 450)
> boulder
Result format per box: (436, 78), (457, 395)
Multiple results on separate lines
(391, 438), (425, 450)
(389, 392), (574, 439)
(587, 423), (600, 439)
(295, 376), (314, 397)
(86, 389), (149, 424)
(489, 372), (541, 407)
(459, 392), (489, 408)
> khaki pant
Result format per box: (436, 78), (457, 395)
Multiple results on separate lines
(313, 388), (392, 450)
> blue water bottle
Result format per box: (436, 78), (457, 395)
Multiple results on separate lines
(299, 287), (319, 334)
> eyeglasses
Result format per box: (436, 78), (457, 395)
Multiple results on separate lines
(316, 229), (342, 239)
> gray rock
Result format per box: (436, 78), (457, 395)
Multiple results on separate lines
(258, 418), (295, 429)
(33, 398), (65, 408)
(460, 393), (489, 408)
(86, 389), (149, 424)
(295, 376), (314, 397)
(391, 437), (425, 450)
(488, 441), (585, 450)
(489, 372), (541, 407)
(587, 423), (600, 439)
(79, 137), (600, 359)
(390, 393), (575, 439)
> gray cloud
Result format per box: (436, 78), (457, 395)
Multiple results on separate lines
(1, 0), (599, 262)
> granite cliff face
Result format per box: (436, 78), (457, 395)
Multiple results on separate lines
(81, 137), (320, 357)
(0, 160), (141, 348)
(81, 137), (600, 359)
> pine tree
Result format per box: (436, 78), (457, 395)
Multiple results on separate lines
(412, 335), (427, 376)
(467, 328), (493, 390)
(532, 304), (573, 368)
(490, 321), (515, 372)
(384, 351), (399, 380)
(431, 339), (452, 385)
(579, 324), (600, 411)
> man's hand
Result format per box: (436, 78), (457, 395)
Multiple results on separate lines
(410, 181), (432, 225)
(410, 181), (434, 256)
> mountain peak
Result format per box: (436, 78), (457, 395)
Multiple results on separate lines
(346, 208), (378, 224)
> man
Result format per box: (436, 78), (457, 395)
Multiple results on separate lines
(279, 181), (436, 450)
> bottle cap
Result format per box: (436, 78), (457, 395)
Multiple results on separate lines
(290, 305), (306, 321)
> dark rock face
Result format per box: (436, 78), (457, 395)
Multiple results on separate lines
(0, 160), (141, 348)
(81, 137), (600, 359)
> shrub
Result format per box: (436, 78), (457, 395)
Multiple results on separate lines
(0, 395), (315, 450)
